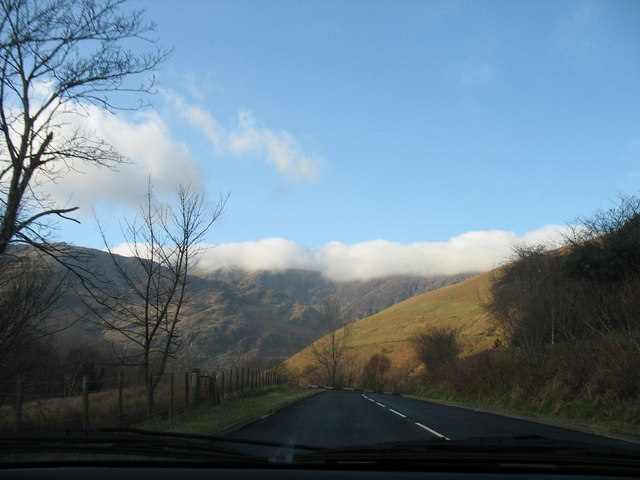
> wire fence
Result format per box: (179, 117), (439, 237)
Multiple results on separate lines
(0, 367), (292, 432)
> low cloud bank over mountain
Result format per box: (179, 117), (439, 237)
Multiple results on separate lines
(176, 225), (569, 282)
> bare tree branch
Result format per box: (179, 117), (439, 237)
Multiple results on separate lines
(311, 298), (352, 387)
(91, 182), (225, 416)
(0, 0), (169, 255)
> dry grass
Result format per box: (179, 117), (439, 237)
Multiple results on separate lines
(0, 382), (187, 432)
(285, 272), (498, 385)
(417, 336), (640, 435)
(138, 386), (314, 434)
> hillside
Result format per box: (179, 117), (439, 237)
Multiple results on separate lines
(204, 267), (477, 320)
(205, 268), (336, 306)
(37, 245), (476, 370)
(330, 273), (477, 320)
(175, 276), (325, 368)
(39, 246), (325, 369)
(284, 271), (498, 379)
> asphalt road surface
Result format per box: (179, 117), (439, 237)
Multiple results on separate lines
(221, 391), (639, 456)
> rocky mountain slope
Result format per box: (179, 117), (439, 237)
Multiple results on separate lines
(22, 245), (478, 369)
(40, 246), (324, 369)
(204, 268), (477, 320)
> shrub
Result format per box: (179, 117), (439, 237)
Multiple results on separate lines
(409, 326), (460, 372)
(360, 354), (391, 391)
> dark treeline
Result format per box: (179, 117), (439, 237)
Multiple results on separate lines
(488, 195), (640, 349)
(414, 195), (640, 425)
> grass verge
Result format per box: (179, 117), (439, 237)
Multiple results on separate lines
(415, 386), (640, 439)
(137, 385), (315, 434)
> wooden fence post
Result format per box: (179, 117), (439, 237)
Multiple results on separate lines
(212, 371), (218, 406)
(189, 370), (199, 409)
(15, 375), (23, 432)
(82, 374), (89, 429)
(220, 370), (225, 402)
(117, 371), (123, 426)
(184, 372), (190, 410)
(169, 373), (174, 420)
(212, 373), (217, 406)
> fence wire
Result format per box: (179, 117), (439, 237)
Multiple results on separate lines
(0, 368), (291, 432)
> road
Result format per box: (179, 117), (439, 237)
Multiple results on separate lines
(221, 391), (639, 455)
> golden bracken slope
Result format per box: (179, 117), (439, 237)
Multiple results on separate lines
(284, 270), (499, 377)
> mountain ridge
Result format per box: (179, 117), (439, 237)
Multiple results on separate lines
(21, 244), (480, 369)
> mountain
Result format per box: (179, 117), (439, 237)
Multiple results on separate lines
(329, 274), (477, 320)
(205, 268), (337, 306)
(203, 268), (477, 320)
(284, 271), (498, 380)
(35, 246), (324, 369)
(18, 244), (478, 369)
(176, 275), (325, 368)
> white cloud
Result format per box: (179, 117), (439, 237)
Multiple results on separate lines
(166, 92), (324, 182)
(163, 90), (225, 150)
(227, 110), (324, 182)
(41, 106), (204, 216)
(196, 238), (315, 272)
(192, 225), (571, 282)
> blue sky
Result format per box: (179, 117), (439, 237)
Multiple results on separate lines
(51, 0), (640, 279)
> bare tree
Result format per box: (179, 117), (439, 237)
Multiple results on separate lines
(96, 183), (224, 415)
(0, 0), (169, 255)
(311, 298), (352, 387)
(0, 0), (167, 394)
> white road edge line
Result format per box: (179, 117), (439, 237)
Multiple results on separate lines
(375, 401), (386, 407)
(388, 408), (406, 418)
(415, 422), (450, 440)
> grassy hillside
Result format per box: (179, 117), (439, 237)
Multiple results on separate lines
(285, 271), (498, 380)
(22, 244), (477, 372)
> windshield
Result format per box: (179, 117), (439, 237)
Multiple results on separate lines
(0, 0), (639, 468)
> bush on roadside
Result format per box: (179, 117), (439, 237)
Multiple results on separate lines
(409, 326), (460, 373)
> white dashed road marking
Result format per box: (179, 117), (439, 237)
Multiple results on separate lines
(415, 422), (450, 440)
(362, 393), (449, 440)
(388, 408), (406, 418)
